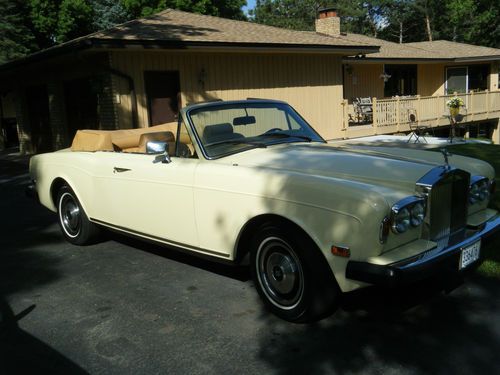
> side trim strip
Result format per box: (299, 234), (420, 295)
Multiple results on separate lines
(90, 218), (231, 259)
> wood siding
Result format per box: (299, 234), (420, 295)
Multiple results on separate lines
(417, 64), (445, 96)
(110, 51), (344, 140)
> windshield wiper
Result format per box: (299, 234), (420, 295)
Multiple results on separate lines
(205, 139), (267, 148)
(258, 133), (312, 142)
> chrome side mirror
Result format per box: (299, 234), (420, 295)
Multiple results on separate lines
(148, 141), (171, 164)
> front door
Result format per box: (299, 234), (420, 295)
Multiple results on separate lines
(65, 78), (99, 141)
(91, 152), (199, 248)
(144, 71), (181, 126)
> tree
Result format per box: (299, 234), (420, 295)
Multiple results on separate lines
(120, 0), (246, 20)
(250, 0), (388, 36)
(378, 0), (424, 43)
(90, 0), (129, 31)
(27, 0), (61, 48)
(57, 0), (94, 42)
(250, 0), (320, 31)
(0, 0), (35, 64)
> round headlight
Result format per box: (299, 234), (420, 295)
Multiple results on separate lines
(393, 207), (410, 233)
(469, 183), (480, 204)
(410, 203), (425, 227)
(470, 178), (490, 204)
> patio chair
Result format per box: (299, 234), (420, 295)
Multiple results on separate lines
(407, 109), (431, 144)
(353, 97), (373, 124)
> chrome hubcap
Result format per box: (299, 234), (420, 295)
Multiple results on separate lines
(59, 192), (81, 238)
(257, 237), (304, 309)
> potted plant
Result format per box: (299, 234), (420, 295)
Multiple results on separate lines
(446, 96), (464, 118)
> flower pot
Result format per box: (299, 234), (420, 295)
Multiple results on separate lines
(449, 107), (460, 118)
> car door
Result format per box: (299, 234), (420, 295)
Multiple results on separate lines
(91, 152), (200, 248)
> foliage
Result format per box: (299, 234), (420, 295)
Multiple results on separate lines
(121, 0), (246, 19)
(57, 0), (94, 42)
(90, 0), (130, 31)
(0, 0), (247, 63)
(251, 0), (500, 48)
(446, 96), (464, 108)
(250, 0), (390, 35)
(1, 0), (499, 65)
(0, 0), (35, 64)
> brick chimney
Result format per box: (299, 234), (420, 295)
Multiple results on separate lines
(315, 7), (340, 37)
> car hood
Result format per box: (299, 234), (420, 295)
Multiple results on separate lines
(218, 142), (491, 193)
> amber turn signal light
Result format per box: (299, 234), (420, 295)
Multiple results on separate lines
(331, 245), (350, 258)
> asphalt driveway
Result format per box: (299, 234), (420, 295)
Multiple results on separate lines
(1, 148), (499, 374)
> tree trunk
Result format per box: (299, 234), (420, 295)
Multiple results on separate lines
(425, 14), (433, 41)
(399, 21), (403, 44)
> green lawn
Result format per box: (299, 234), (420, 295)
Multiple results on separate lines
(445, 143), (500, 279)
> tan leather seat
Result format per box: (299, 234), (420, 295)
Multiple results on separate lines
(70, 121), (195, 157)
(71, 130), (114, 152)
(202, 123), (244, 144)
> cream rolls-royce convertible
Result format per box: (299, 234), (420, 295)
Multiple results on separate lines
(28, 99), (500, 323)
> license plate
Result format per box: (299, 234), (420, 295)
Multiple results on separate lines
(459, 240), (481, 270)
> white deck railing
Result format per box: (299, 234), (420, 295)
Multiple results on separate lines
(341, 90), (500, 138)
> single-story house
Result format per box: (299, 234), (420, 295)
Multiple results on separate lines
(1, 7), (500, 153)
(0, 8), (378, 154)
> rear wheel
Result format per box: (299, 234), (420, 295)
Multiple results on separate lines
(250, 223), (340, 323)
(57, 185), (101, 245)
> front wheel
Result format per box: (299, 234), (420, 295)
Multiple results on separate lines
(57, 185), (101, 245)
(250, 224), (340, 323)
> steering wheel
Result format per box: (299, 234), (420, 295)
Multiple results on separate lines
(264, 128), (283, 134)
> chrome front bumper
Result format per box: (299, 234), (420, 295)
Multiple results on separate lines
(346, 215), (500, 286)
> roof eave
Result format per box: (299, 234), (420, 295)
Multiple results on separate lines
(89, 38), (380, 55)
(453, 55), (500, 63)
(0, 38), (380, 72)
(344, 55), (500, 64)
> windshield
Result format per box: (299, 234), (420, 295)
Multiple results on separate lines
(186, 102), (325, 158)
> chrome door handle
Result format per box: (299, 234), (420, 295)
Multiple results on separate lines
(113, 167), (132, 173)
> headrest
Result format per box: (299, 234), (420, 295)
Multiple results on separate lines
(203, 123), (233, 142)
(71, 130), (114, 152)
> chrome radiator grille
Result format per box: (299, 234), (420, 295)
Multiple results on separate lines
(417, 167), (470, 245)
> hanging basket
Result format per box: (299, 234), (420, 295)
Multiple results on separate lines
(449, 107), (460, 118)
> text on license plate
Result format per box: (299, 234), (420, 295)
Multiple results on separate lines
(460, 240), (481, 270)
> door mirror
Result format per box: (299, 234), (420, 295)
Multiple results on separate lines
(148, 141), (172, 164)
(147, 141), (168, 154)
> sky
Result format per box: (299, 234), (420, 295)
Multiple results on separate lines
(242, 0), (256, 14)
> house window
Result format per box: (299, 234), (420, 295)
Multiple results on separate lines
(445, 64), (490, 94)
(468, 65), (489, 92)
(383, 64), (417, 97)
(446, 67), (468, 94)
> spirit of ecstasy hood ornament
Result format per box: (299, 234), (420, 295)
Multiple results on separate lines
(440, 148), (452, 170)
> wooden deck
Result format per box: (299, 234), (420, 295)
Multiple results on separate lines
(341, 91), (500, 139)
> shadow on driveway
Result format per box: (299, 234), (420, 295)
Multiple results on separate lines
(256, 274), (500, 374)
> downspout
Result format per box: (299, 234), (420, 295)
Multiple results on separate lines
(104, 67), (139, 129)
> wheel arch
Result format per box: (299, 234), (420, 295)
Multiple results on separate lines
(49, 177), (91, 216)
(234, 214), (333, 277)
(50, 177), (68, 208)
